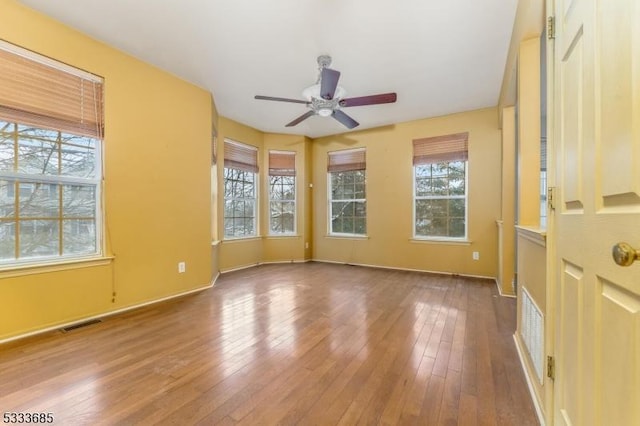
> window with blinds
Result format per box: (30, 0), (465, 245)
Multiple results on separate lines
(268, 151), (296, 234)
(412, 132), (468, 239)
(0, 40), (103, 265)
(223, 140), (258, 238)
(327, 148), (366, 236)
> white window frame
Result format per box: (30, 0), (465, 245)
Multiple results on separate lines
(222, 167), (260, 240)
(268, 174), (296, 236)
(0, 125), (103, 266)
(328, 169), (367, 237)
(412, 161), (468, 241)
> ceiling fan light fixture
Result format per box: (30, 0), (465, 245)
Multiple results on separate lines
(318, 108), (333, 117)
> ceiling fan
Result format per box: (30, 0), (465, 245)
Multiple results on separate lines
(254, 55), (397, 129)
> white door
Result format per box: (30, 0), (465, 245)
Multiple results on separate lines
(553, 0), (640, 425)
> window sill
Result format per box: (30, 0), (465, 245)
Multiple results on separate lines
(325, 234), (370, 240)
(265, 234), (300, 239)
(410, 238), (472, 246)
(0, 256), (114, 278)
(222, 236), (262, 243)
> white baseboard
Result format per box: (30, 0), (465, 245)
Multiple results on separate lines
(311, 258), (496, 282)
(495, 278), (517, 298)
(513, 333), (546, 426)
(220, 259), (310, 274)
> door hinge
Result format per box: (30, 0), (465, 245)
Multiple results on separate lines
(547, 16), (556, 39)
(547, 355), (555, 380)
(548, 186), (556, 210)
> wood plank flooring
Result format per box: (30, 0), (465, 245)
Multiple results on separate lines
(0, 263), (538, 425)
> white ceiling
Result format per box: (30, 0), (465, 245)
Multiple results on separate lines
(18, 0), (518, 138)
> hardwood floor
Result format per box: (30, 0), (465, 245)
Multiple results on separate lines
(0, 263), (538, 425)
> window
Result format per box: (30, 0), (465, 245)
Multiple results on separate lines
(328, 148), (366, 236)
(0, 41), (103, 265)
(268, 151), (296, 234)
(413, 132), (468, 239)
(223, 140), (258, 238)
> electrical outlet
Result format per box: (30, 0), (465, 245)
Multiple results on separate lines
(305, 242), (309, 249)
(178, 261), (186, 273)
(472, 251), (480, 261)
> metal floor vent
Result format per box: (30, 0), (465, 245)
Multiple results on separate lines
(60, 319), (102, 333)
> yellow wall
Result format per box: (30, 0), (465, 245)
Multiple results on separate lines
(514, 226), (548, 421)
(217, 117), (264, 271)
(497, 106), (517, 295)
(0, 0), (214, 341)
(218, 109), (502, 277)
(312, 108), (502, 277)
(261, 133), (312, 264)
(517, 37), (542, 226)
(217, 118), (312, 271)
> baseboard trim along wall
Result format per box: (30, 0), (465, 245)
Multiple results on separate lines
(513, 334), (546, 426)
(312, 258), (496, 283)
(220, 259), (310, 274)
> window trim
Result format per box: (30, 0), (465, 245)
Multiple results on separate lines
(412, 160), (469, 241)
(222, 166), (258, 240)
(268, 174), (296, 236)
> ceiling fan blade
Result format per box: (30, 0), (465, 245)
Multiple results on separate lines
(332, 110), (359, 129)
(320, 68), (341, 100)
(285, 110), (316, 127)
(255, 95), (309, 105)
(339, 92), (397, 108)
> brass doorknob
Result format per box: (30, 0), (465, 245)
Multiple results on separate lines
(612, 242), (640, 267)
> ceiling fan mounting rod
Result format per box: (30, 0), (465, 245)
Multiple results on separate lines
(317, 55), (332, 69)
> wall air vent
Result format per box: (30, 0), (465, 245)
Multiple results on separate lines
(60, 319), (102, 333)
(520, 287), (544, 383)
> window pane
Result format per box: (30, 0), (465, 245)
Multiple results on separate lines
(234, 200), (245, 217)
(19, 183), (59, 218)
(224, 218), (235, 237)
(0, 126), (15, 172)
(282, 216), (294, 233)
(224, 179), (234, 198)
(60, 135), (97, 178)
(19, 220), (59, 258)
(332, 217), (343, 234)
(243, 218), (254, 235)
(0, 180), (15, 218)
(17, 126), (59, 175)
(0, 221), (15, 260)
(62, 185), (95, 218)
(342, 218), (354, 234)
(331, 201), (345, 220)
(449, 218), (465, 238)
(282, 177), (295, 200)
(450, 198), (465, 217)
(63, 219), (96, 255)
